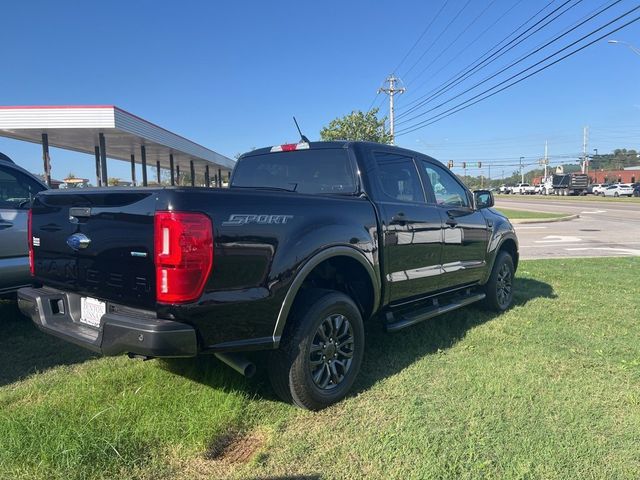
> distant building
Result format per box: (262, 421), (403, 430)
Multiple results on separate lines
(589, 168), (640, 184)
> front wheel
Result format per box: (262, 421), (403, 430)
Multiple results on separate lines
(268, 289), (365, 410)
(483, 252), (515, 312)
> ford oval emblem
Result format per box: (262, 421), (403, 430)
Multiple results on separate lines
(66, 233), (91, 251)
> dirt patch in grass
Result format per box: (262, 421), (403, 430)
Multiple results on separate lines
(168, 430), (267, 480)
(206, 429), (265, 464)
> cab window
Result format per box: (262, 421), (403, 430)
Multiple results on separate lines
(374, 152), (424, 203)
(0, 166), (45, 209)
(420, 160), (470, 208)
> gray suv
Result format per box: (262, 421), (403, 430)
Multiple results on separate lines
(0, 153), (47, 295)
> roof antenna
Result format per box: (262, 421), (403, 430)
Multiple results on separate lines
(293, 116), (310, 144)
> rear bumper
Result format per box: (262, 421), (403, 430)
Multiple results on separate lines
(17, 286), (198, 358)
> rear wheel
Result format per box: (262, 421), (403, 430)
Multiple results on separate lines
(268, 289), (364, 410)
(483, 252), (515, 312)
(614, 192), (619, 198)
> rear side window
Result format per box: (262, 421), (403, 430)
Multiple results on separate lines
(0, 166), (45, 209)
(374, 152), (424, 203)
(231, 149), (356, 194)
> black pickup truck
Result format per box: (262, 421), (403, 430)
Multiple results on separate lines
(18, 141), (518, 410)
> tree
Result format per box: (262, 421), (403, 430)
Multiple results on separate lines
(108, 177), (121, 186)
(320, 108), (391, 143)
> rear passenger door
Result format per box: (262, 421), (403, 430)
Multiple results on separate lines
(417, 159), (489, 289)
(372, 151), (443, 304)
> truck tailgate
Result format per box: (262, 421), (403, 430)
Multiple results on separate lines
(31, 190), (158, 309)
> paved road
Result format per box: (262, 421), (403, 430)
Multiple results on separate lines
(495, 196), (640, 259)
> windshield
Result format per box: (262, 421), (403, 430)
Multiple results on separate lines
(231, 149), (357, 194)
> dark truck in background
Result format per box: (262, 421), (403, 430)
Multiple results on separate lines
(18, 141), (519, 410)
(552, 172), (589, 196)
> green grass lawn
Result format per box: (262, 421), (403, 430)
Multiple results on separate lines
(494, 208), (567, 220)
(1, 258), (639, 479)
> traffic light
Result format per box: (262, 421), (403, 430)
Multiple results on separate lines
(462, 162), (467, 169)
(478, 162), (482, 169)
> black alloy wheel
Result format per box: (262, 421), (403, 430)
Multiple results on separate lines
(495, 261), (513, 310)
(309, 313), (355, 390)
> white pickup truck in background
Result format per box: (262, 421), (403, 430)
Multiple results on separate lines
(511, 183), (536, 195)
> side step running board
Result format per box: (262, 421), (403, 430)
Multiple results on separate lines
(385, 292), (486, 332)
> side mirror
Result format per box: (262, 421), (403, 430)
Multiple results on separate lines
(474, 190), (494, 209)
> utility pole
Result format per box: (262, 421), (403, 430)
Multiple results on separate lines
(378, 74), (405, 145)
(519, 156), (525, 183)
(581, 126), (589, 175)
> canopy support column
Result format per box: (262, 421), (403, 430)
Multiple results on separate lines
(156, 161), (161, 184)
(41, 133), (51, 188)
(99, 133), (108, 187)
(130, 154), (136, 186)
(218, 168), (222, 187)
(190, 160), (195, 187)
(176, 165), (180, 185)
(169, 154), (175, 186)
(141, 145), (148, 186)
(205, 165), (210, 187)
(94, 146), (102, 187)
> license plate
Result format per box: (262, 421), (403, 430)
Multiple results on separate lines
(80, 296), (106, 328)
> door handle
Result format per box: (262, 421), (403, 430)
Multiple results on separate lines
(445, 217), (458, 227)
(0, 222), (13, 230)
(392, 213), (407, 225)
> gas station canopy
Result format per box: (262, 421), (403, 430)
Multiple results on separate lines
(0, 105), (235, 187)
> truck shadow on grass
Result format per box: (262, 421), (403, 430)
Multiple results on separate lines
(353, 277), (555, 395)
(164, 277), (555, 403)
(0, 301), (96, 388)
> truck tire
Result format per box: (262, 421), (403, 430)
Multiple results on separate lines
(483, 252), (515, 312)
(268, 289), (365, 410)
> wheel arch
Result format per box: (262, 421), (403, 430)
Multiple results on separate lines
(483, 234), (519, 284)
(272, 246), (380, 347)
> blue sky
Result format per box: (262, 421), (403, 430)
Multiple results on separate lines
(1, 0), (639, 181)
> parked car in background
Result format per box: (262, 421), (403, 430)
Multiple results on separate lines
(0, 152), (47, 296)
(603, 184), (634, 197)
(499, 184), (511, 194)
(591, 184), (610, 195)
(511, 183), (535, 195)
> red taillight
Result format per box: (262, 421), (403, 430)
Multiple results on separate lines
(28, 209), (34, 276)
(154, 211), (213, 304)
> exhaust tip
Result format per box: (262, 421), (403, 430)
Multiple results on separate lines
(215, 352), (256, 378)
(244, 362), (257, 379)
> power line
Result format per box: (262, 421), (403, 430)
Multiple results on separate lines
(391, 0), (451, 76)
(406, 0), (499, 88)
(401, 0), (474, 80)
(398, 0), (621, 126)
(398, 0), (527, 106)
(396, 8), (640, 136)
(397, 0), (582, 120)
(397, 0), (560, 113)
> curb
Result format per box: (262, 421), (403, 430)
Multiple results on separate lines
(510, 214), (580, 225)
